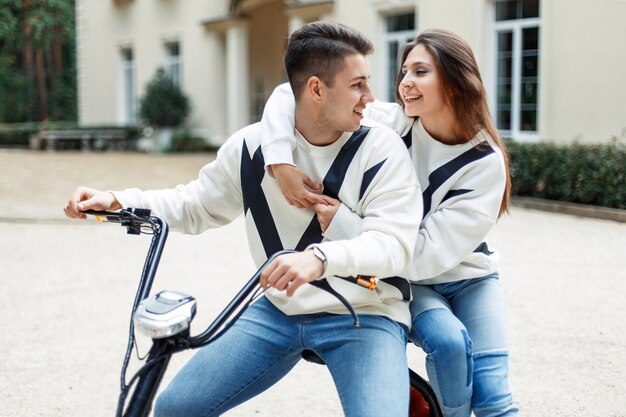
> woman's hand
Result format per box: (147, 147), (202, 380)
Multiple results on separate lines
(315, 196), (341, 232)
(271, 164), (326, 208)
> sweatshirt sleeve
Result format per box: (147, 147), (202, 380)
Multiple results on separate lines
(112, 136), (244, 235)
(260, 83), (297, 169)
(316, 128), (422, 279)
(322, 202), (363, 241)
(364, 100), (414, 136)
(408, 152), (506, 281)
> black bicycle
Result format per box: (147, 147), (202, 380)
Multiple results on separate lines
(85, 208), (442, 417)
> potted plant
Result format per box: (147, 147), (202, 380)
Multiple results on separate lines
(138, 68), (190, 151)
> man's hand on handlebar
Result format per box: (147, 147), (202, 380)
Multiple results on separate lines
(260, 251), (324, 297)
(64, 186), (122, 219)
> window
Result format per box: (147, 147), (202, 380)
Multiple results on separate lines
(383, 12), (416, 101)
(494, 0), (540, 138)
(121, 48), (136, 124)
(165, 42), (181, 87)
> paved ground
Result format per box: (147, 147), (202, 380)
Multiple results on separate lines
(1, 149), (625, 417)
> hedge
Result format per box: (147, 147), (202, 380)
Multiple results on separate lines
(507, 140), (626, 210)
(0, 123), (39, 147)
(0, 123), (141, 148)
(165, 129), (219, 153)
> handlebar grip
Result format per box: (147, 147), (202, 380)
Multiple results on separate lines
(83, 209), (123, 223)
(83, 209), (117, 216)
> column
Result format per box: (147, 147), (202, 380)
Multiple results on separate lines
(226, 22), (250, 135)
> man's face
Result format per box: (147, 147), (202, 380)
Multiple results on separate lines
(319, 53), (374, 135)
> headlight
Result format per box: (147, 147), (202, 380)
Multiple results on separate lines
(133, 291), (197, 339)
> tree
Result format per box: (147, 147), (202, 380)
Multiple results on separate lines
(0, 0), (76, 123)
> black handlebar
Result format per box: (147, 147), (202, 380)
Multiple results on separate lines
(83, 209), (361, 417)
(84, 209), (170, 417)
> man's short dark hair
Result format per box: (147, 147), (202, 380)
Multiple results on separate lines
(285, 21), (374, 100)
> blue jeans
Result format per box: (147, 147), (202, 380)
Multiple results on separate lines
(154, 297), (409, 417)
(409, 274), (519, 417)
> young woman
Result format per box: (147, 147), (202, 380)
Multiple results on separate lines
(260, 28), (519, 416)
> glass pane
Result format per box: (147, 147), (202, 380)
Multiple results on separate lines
(522, 0), (540, 18)
(498, 110), (511, 130)
(168, 42), (180, 57)
(497, 81), (512, 131)
(498, 57), (513, 78)
(522, 27), (539, 51)
(386, 13), (415, 32)
(520, 110), (537, 131)
(498, 31), (513, 53)
(498, 82), (512, 104)
(388, 40), (399, 101)
(496, 30), (513, 131)
(171, 63), (181, 86)
(495, 0), (517, 21)
(520, 82), (537, 104)
(496, 0), (540, 21)
(522, 55), (537, 77)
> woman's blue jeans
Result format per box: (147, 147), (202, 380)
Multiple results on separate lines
(409, 274), (519, 417)
(154, 296), (409, 417)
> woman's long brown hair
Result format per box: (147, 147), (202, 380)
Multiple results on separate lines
(394, 28), (511, 217)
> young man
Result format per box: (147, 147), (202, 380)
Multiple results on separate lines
(64, 22), (422, 417)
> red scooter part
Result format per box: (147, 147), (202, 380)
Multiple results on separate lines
(409, 385), (432, 417)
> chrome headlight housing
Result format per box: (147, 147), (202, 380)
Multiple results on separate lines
(133, 290), (197, 339)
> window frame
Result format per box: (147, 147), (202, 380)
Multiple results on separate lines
(381, 11), (416, 102)
(120, 47), (136, 125)
(493, 3), (541, 141)
(165, 41), (182, 87)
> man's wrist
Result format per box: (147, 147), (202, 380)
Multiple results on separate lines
(311, 246), (327, 277)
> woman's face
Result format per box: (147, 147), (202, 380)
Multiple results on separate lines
(398, 43), (448, 119)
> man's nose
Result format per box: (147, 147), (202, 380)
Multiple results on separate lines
(361, 84), (374, 104)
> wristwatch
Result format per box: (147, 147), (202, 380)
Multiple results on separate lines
(312, 246), (327, 276)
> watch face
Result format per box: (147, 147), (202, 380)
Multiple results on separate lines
(313, 246), (327, 275)
(313, 246), (326, 262)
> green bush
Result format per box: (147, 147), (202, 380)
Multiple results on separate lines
(508, 140), (626, 209)
(166, 129), (219, 153)
(138, 68), (190, 128)
(0, 123), (38, 147)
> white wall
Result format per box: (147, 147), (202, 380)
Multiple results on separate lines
(541, 0), (626, 143)
(77, 0), (626, 145)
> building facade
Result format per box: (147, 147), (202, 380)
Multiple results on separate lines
(76, 0), (626, 144)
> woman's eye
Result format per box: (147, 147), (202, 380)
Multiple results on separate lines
(414, 70), (428, 76)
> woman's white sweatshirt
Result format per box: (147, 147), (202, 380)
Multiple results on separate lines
(260, 84), (506, 285)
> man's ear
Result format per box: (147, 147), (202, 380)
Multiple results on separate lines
(305, 76), (324, 103)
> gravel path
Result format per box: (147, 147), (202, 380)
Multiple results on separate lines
(1, 149), (625, 417)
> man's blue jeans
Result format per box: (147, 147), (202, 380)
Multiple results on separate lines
(409, 274), (519, 417)
(154, 296), (409, 417)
